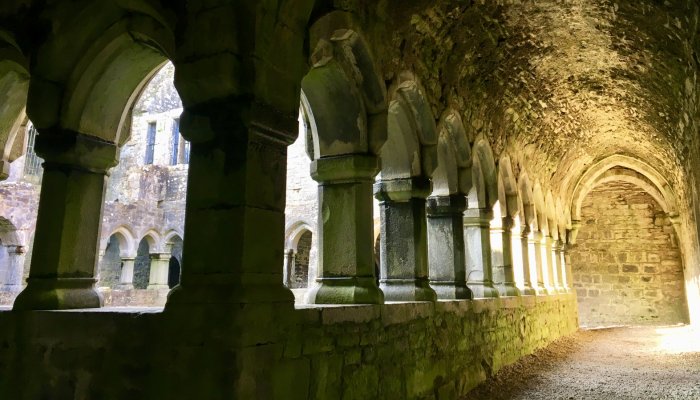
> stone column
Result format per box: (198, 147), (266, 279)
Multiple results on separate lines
(531, 231), (547, 295)
(492, 216), (520, 297)
(543, 234), (557, 294)
(426, 195), (471, 299)
(464, 208), (499, 298)
(305, 154), (383, 304)
(148, 253), (170, 290)
(118, 258), (135, 290)
(564, 243), (574, 292)
(164, 103), (296, 309)
(554, 240), (568, 293)
(556, 240), (571, 293)
(1, 246), (26, 292)
(282, 249), (295, 287)
(13, 131), (117, 310)
(518, 226), (536, 296)
(375, 177), (436, 302)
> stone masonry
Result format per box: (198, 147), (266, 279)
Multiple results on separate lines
(570, 181), (689, 326)
(0, 294), (577, 399)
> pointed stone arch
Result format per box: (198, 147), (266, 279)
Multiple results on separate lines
(300, 18), (387, 160)
(469, 136), (498, 209)
(0, 31), (29, 179)
(26, 8), (176, 145)
(569, 155), (678, 244)
(496, 154), (518, 218)
(518, 172), (536, 228)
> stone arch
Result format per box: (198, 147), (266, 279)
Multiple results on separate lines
(283, 222), (313, 289)
(26, 7), (176, 145)
(545, 191), (558, 240)
(469, 136), (498, 209)
(285, 222), (314, 251)
(283, 221), (315, 289)
(569, 155), (678, 224)
(496, 155), (518, 218)
(570, 178), (689, 326)
(140, 230), (162, 253)
(432, 109), (472, 196)
(533, 182), (548, 235)
(163, 232), (183, 289)
(518, 172), (536, 229)
(0, 31), (30, 178)
(555, 198), (568, 242)
(133, 236), (153, 290)
(379, 74), (438, 180)
(106, 226), (137, 258)
(163, 230), (184, 251)
(300, 15), (387, 160)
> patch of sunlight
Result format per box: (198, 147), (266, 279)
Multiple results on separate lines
(655, 325), (700, 354)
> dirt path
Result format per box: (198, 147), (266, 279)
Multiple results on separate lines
(463, 325), (700, 400)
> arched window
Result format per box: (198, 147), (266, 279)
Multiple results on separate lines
(133, 238), (152, 290)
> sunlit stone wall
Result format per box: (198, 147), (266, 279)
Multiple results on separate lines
(570, 181), (688, 326)
(0, 294), (577, 398)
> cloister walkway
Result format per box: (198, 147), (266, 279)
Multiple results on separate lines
(464, 325), (700, 400)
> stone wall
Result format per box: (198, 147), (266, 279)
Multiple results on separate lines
(0, 294), (577, 399)
(570, 181), (689, 326)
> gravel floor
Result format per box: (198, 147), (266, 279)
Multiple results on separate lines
(463, 325), (700, 400)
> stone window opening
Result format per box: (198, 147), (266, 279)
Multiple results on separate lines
(145, 121), (157, 165)
(283, 226), (313, 290)
(170, 118), (180, 165)
(169, 118), (190, 166)
(22, 123), (42, 180)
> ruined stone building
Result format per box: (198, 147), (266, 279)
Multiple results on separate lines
(0, 1), (699, 399)
(0, 63), (189, 307)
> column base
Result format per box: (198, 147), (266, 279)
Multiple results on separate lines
(380, 278), (437, 302)
(430, 281), (473, 300)
(555, 286), (567, 294)
(306, 277), (383, 304)
(12, 277), (103, 310)
(519, 285), (537, 296)
(495, 282), (521, 297)
(116, 283), (134, 290)
(467, 281), (499, 298)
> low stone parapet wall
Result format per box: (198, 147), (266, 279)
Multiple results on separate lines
(288, 294), (578, 398)
(0, 294), (577, 399)
(0, 288), (170, 307)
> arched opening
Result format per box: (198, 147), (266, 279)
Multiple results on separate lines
(0, 216), (24, 293)
(133, 238), (152, 290)
(570, 179), (689, 326)
(291, 230), (312, 289)
(283, 111), (317, 294)
(99, 235), (123, 288)
(168, 256), (181, 289)
(283, 224), (314, 291)
(167, 235), (183, 289)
